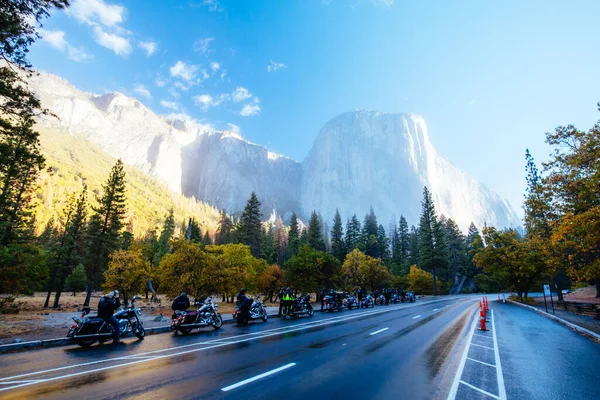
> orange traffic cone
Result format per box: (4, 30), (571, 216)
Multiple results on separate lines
(478, 309), (487, 331)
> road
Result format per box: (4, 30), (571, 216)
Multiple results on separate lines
(1, 296), (599, 400)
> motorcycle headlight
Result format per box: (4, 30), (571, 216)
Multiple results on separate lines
(136, 308), (141, 314)
(72, 317), (81, 324)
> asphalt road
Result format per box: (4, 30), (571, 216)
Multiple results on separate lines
(0, 296), (476, 399)
(3, 296), (598, 400)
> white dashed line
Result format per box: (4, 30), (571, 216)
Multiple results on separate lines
(412, 315), (422, 319)
(221, 363), (296, 392)
(369, 328), (389, 336)
(471, 343), (495, 350)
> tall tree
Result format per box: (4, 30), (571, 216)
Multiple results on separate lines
(393, 215), (410, 274)
(307, 211), (326, 251)
(345, 214), (362, 253)
(215, 209), (234, 244)
(188, 218), (202, 243)
(408, 225), (420, 267)
(377, 224), (391, 265)
(236, 192), (263, 258)
(445, 218), (467, 279)
(272, 216), (288, 265)
(287, 213), (300, 259)
(44, 187), (88, 308)
(83, 159), (128, 306)
(330, 209), (346, 263)
(0, 0), (69, 246)
(361, 207), (379, 257)
(418, 186), (439, 295)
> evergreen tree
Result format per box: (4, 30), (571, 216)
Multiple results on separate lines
(189, 218), (202, 243)
(307, 211), (326, 251)
(361, 207), (379, 257)
(236, 192), (263, 257)
(345, 215), (362, 253)
(408, 225), (420, 267)
(287, 213), (300, 259)
(445, 218), (467, 280)
(418, 186), (439, 295)
(0, 0), (69, 246)
(83, 159), (128, 306)
(262, 223), (276, 264)
(44, 187), (88, 308)
(202, 230), (212, 246)
(300, 228), (309, 245)
(377, 224), (391, 264)
(216, 209), (234, 244)
(330, 209), (346, 263)
(273, 216), (287, 265)
(65, 264), (87, 296)
(393, 215), (410, 272)
(153, 208), (175, 266)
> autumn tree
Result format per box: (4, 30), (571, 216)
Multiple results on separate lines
(408, 265), (434, 295)
(104, 248), (151, 306)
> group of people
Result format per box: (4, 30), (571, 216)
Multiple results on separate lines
(373, 287), (407, 305)
(316, 286), (409, 309)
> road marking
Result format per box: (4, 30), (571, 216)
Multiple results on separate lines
(412, 315), (422, 319)
(0, 298), (457, 392)
(473, 333), (493, 339)
(491, 310), (507, 400)
(433, 308), (439, 311)
(447, 306), (479, 400)
(471, 343), (494, 350)
(369, 328), (389, 336)
(466, 357), (496, 368)
(221, 363), (296, 392)
(459, 380), (500, 399)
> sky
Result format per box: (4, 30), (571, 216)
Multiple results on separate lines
(29, 0), (600, 217)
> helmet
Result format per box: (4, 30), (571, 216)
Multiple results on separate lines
(240, 288), (247, 294)
(181, 292), (187, 297)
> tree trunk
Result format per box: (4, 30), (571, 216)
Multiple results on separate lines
(596, 278), (600, 298)
(53, 288), (63, 308)
(44, 289), (52, 309)
(83, 285), (92, 307)
(432, 267), (438, 296)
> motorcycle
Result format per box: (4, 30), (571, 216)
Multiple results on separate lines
(323, 294), (343, 312)
(390, 294), (400, 304)
(233, 295), (268, 323)
(362, 294), (375, 308)
(376, 294), (386, 306)
(406, 292), (416, 303)
(345, 295), (359, 310)
(172, 296), (223, 334)
(286, 294), (314, 318)
(67, 295), (145, 347)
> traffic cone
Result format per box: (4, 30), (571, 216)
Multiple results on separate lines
(498, 294), (501, 301)
(478, 309), (487, 331)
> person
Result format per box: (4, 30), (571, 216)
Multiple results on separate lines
(236, 288), (251, 326)
(357, 287), (364, 308)
(98, 290), (121, 344)
(282, 287), (294, 317)
(320, 288), (326, 311)
(384, 288), (391, 305)
(277, 287), (285, 317)
(171, 292), (190, 320)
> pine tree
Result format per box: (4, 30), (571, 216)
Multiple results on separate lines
(153, 208), (175, 266)
(418, 186), (439, 295)
(202, 230), (212, 246)
(330, 209), (346, 262)
(300, 228), (309, 245)
(408, 225), (420, 267)
(83, 159), (128, 306)
(345, 214), (362, 253)
(44, 187), (88, 308)
(445, 218), (467, 280)
(394, 216), (410, 271)
(237, 192), (263, 257)
(262, 223), (275, 264)
(377, 224), (391, 265)
(188, 218), (202, 243)
(361, 207), (379, 257)
(216, 209), (234, 244)
(287, 213), (300, 259)
(307, 211), (326, 251)
(273, 216), (288, 265)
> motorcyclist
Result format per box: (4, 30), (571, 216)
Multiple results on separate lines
(171, 292), (190, 320)
(357, 287), (364, 307)
(282, 287), (294, 317)
(98, 290), (121, 344)
(384, 288), (391, 305)
(319, 287), (326, 311)
(237, 288), (252, 326)
(277, 287), (285, 317)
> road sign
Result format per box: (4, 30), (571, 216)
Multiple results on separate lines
(543, 284), (551, 297)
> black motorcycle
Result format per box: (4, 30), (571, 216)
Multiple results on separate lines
(376, 294), (386, 306)
(345, 295), (359, 310)
(233, 295), (269, 323)
(67, 295), (145, 347)
(286, 294), (314, 318)
(172, 296), (223, 334)
(390, 293), (400, 304)
(362, 294), (375, 308)
(323, 294), (343, 312)
(406, 292), (416, 303)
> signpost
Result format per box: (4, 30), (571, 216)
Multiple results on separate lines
(543, 284), (551, 313)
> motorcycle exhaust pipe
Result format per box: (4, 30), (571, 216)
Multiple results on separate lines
(73, 332), (113, 338)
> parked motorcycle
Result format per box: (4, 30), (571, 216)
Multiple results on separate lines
(67, 295), (145, 347)
(406, 292), (416, 303)
(376, 294), (386, 306)
(172, 296), (223, 334)
(286, 294), (314, 318)
(362, 294), (375, 308)
(233, 295), (268, 323)
(345, 295), (359, 310)
(323, 294), (343, 312)
(390, 294), (400, 304)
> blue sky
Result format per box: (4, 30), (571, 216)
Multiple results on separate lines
(30, 0), (600, 217)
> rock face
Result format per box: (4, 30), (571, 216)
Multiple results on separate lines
(301, 111), (520, 230)
(27, 71), (519, 230)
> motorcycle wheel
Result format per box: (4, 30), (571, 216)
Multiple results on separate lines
(135, 324), (146, 339)
(76, 338), (96, 347)
(262, 312), (268, 322)
(307, 307), (314, 317)
(178, 325), (193, 335)
(212, 315), (223, 329)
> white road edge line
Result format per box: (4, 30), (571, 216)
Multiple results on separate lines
(491, 309), (507, 400)
(221, 363), (296, 392)
(412, 315), (422, 319)
(0, 299), (451, 391)
(433, 308), (439, 311)
(369, 328), (389, 336)
(466, 357), (496, 368)
(459, 380), (500, 399)
(447, 305), (479, 400)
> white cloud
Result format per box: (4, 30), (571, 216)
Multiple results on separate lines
(170, 61), (198, 81)
(139, 40), (157, 56)
(220, 70), (227, 80)
(39, 28), (93, 62)
(93, 25), (131, 56)
(210, 62), (220, 72)
(134, 84), (152, 99)
(194, 37), (214, 55)
(199, 0), (223, 12)
(232, 87), (252, 102)
(160, 100), (179, 110)
(193, 93), (228, 110)
(371, 0), (394, 6)
(68, 0), (126, 28)
(155, 78), (167, 87)
(267, 59), (287, 73)
(240, 103), (260, 117)
(226, 123), (240, 134)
